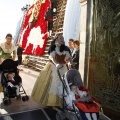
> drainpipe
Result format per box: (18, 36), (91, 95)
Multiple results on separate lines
(84, 0), (93, 87)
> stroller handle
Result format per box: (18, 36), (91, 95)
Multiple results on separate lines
(57, 65), (64, 70)
(57, 68), (69, 95)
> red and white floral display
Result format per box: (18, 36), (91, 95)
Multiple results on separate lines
(19, 0), (50, 55)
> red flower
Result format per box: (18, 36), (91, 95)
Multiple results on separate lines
(20, 0), (50, 55)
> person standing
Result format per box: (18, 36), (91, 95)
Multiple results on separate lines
(50, 0), (57, 13)
(68, 39), (74, 54)
(45, 8), (53, 37)
(31, 33), (74, 107)
(72, 40), (80, 70)
(17, 44), (24, 65)
(0, 33), (17, 64)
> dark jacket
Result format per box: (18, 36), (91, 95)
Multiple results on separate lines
(72, 48), (79, 70)
(17, 47), (24, 55)
(50, 0), (56, 3)
(45, 8), (53, 21)
(50, 0), (57, 8)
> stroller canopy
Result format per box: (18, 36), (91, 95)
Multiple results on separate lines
(0, 59), (18, 71)
(66, 69), (83, 86)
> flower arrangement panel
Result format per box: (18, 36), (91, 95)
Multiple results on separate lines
(20, 0), (50, 55)
(18, 5), (34, 44)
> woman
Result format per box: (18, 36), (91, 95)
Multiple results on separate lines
(72, 40), (80, 70)
(0, 33), (17, 64)
(31, 33), (73, 107)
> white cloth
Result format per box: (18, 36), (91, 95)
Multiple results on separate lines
(63, 0), (81, 45)
(49, 46), (70, 60)
(72, 48), (77, 56)
(77, 88), (87, 97)
(0, 42), (16, 54)
(7, 82), (14, 87)
(85, 113), (98, 120)
(65, 90), (87, 107)
(49, 63), (68, 95)
(15, 85), (20, 95)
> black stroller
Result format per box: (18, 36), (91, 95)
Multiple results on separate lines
(56, 68), (111, 120)
(0, 59), (29, 105)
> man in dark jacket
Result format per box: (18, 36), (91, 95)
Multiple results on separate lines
(50, 0), (57, 13)
(45, 8), (53, 37)
(17, 44), (24, 65)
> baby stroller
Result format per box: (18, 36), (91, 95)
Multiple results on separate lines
(0, 59), (29, 105)
(56, 68), (111, 120)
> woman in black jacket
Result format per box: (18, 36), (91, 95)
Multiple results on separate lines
(72, 40), (80, 70)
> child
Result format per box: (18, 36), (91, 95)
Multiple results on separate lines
(68, 84), (99, 120)
(70, 84), (87, 99)
(6, 73), (22, 98)
(65, 84), (89, 108)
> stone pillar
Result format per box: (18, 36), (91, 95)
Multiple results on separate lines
(79, 0), (92, 87)
(79, 0), (87, 82)
(84, 0), (92, 87)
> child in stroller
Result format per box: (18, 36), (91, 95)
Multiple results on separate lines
(69, 84), (99, 120)
(56, 69), (103, 120)
(0, 59), (29, 105)
(6, 72), (22, 99)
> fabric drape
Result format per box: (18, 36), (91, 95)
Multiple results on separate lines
(63, 0), (81, 45)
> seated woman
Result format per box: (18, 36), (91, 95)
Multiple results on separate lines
(0, 33), (17, 64)
(31, 33), (74, 107)
(68, 84), (99, 120)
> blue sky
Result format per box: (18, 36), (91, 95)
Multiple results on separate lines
(0, 0), (29, 42)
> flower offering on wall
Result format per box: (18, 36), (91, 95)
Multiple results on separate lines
(19, 0), (50, 55)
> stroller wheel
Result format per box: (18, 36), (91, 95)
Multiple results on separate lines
(22, 96), (26, 102)
(3, 98), (11, 105)
(56, 112), (65, 120)
(22, 96), (29, 102)
(25, 95), (29, 101)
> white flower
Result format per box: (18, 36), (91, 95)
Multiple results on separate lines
(26, 26), (45, 51)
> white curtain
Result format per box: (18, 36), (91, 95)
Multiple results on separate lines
(63, 0), (81, 45)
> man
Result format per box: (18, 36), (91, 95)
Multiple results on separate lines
(50, 0), (57, 13)
(68, 39), (74, 54)
(17, 44), (24, 65)
(45, 8), (53, 37)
